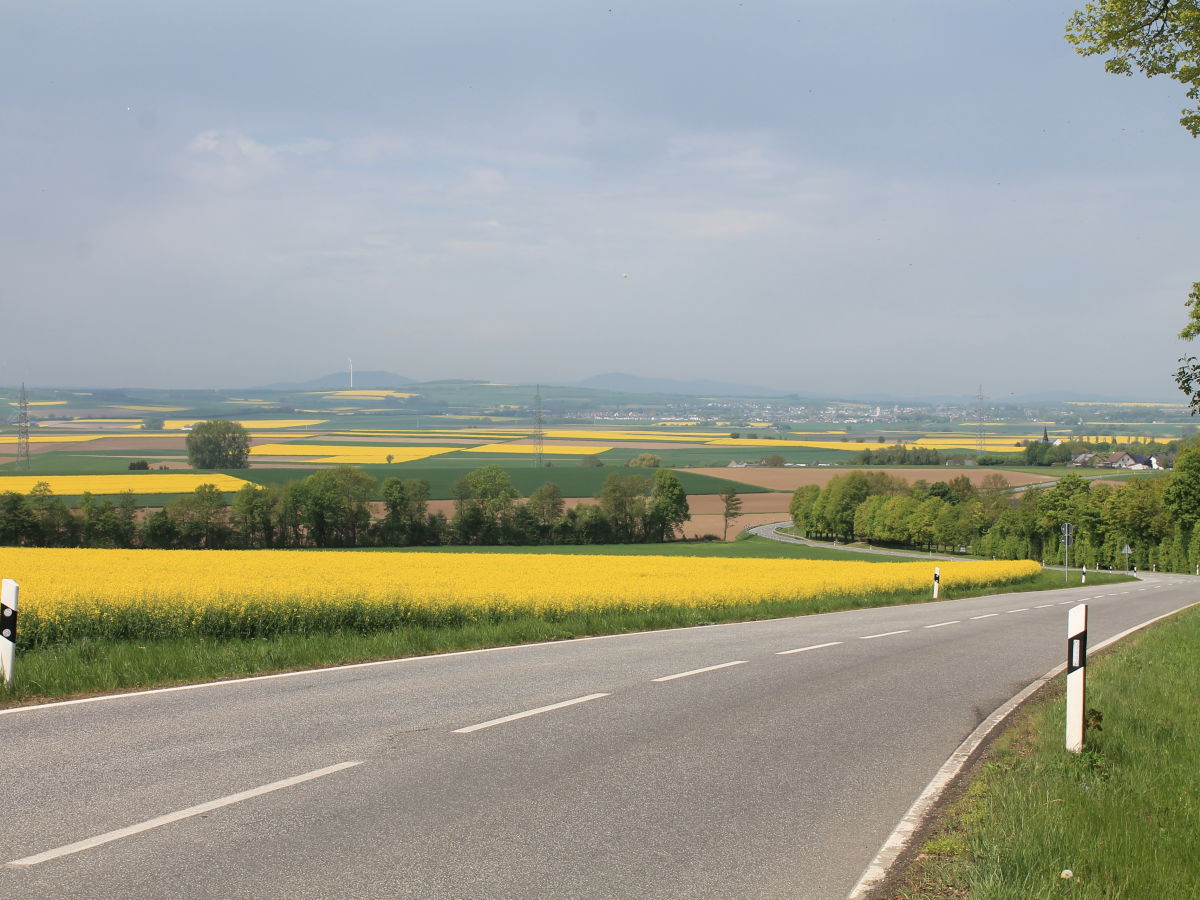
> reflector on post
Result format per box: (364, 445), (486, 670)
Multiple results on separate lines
(1065, 604), (1087, 753)
(1, 579), (17, 687)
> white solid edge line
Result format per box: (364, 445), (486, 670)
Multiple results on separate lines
(652, 660), (747, 682)
(776, 641), (844, 655)
(845, 599), (1200, 900)
(860, 630), (909, 640)
(0, 584), (986, 718)
(0, 555), (1120, 719)
(453, 693), (610, 734)
(923, 621), (959, 629)
(8, 760), (363, 867)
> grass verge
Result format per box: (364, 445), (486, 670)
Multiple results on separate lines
(889, 602), (1200, 899)
(1, 569), (1128, 708)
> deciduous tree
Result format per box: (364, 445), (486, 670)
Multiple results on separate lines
(719, 484), (743, 540)
(649, 468), (690, 542)
(1066, 1), (1200, 137)
(185, 420), (251, 469)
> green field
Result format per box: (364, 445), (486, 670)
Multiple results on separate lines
(343, 535), (896, 561)
(0, 463), (770, 507)
(233, 463), (769, 499)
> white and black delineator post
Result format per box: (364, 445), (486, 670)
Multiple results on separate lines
(1065, 604), (1088, 753)
(933, 567), (940, 600)
(1, 579), (17, 687)
(1081, 564), (1087, 585)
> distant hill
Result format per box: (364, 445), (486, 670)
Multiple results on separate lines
(570, 372), (796, 398)
(256, 371), (415, 391)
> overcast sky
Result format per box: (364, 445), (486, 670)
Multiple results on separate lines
(2, 1), (1197, 398)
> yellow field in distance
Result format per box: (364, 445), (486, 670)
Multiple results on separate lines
(1065, 400), (1186, 407)
(249, 443), (457, 464)
(329, 431), (526, 440)
(462, 443), (612, 455)
(0, 474), (255, 495)
(544, 429), (717, 442)
(305, 390), (418, 399)
(165, 419), (327, 430)
(0, 435), (105, 445)
(707, 438), (881, 451)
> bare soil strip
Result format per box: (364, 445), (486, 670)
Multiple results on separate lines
(408, 494), (787, 541)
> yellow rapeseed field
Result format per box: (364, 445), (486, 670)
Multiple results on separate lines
(0, 435), (105, 445)
(1067, 400), (1186, 408)
(0, 548), (1041, 648)
(707, 438), (884, 451)
(248, 443), (458, 464)
(164, 419), (327, 430)
(544, 430), (717, 443)
(462, 443), (612, 455)
(0, 474), (256, 496)
(304, 390), (418, 398)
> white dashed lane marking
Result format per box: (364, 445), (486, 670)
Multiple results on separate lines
(776, 642), (843, 656)
(652, 661), (747, 683)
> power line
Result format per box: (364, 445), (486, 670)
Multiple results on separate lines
(532, 384), (545, 468)
(16, 383), (30, 471)
(976, 384), (987, 457)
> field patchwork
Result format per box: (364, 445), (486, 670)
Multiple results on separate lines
(164, 419), (327, 430)
(0, 435), (106, 445)
(461, 443), (612, 455)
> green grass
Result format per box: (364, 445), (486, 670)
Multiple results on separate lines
(0, 564), (1095, 707)
(0, 452), (188, 476)
(893, 602), (1200, 899)
(342, 535), (905, 561)
(232, 464), (766, 499)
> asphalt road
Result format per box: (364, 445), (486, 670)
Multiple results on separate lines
(2, 574), (1194, 899)
(748, 521), (964, 560)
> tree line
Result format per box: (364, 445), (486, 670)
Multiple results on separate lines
(0, 465), (693, 550)
(790, 445), (1200, 573)
(1020, 436), (1182, 467)
(851, 437), (1187, 468)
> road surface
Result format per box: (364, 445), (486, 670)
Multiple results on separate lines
(2, 574), (1193, 899)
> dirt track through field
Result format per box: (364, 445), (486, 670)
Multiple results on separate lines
(681, 467), (1059, 491)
